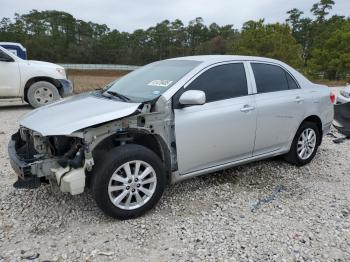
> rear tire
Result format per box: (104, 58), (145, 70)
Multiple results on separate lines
(27, 81), (60, 108)
(92, 144), (166, 220)
(284, 121), (320, 166)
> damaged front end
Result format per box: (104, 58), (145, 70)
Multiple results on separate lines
(9, 95), (176, 195)
(9, 127), (86, 194)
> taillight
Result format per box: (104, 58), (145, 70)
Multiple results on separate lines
(330, 92), (336, 104)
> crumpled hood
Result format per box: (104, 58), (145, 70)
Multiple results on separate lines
(20, 93), (141, 136)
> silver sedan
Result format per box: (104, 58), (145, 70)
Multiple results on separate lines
(9, 55), (335, 219)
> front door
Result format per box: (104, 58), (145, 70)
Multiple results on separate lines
(174, 62), (257, 174)
(0, 49), (20, 97)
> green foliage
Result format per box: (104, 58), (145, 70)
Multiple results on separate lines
(311, 0), (335, 22)
(286, 0), (350, 79)
(0, 0), (349, 80)
(229, 20), (303, 68)
(309, 21), (350, 79)
(0, 12), (237, 65)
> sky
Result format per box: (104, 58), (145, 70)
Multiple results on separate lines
(0, 0), (349, 32)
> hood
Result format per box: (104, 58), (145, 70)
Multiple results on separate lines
(20, 93), (141, 136)
(27, 60), (63, 69)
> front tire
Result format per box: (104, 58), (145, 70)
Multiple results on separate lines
(27, 81), (60, 108)
(92, 144), (166, 220)
(284, 121), (320, 166)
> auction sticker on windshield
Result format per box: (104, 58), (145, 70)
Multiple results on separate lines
(148, 80), (173, 87)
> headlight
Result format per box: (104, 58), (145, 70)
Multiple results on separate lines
(340, 90), (350, 98)
(56, 68), (66, 78)
(19, 126), (30, 141)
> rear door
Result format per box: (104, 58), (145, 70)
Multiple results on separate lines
(173, 62), (257, 174)
(0, 49), (20, 97)
(249, 62), (305, 155)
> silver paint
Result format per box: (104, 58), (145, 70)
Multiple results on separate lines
(15, 55), (334, 189)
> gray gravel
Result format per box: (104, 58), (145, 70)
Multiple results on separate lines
(0, 98), (350, 261)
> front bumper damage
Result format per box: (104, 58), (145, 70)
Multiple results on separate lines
(57, 79), (73, 97)
(8, 97), (175, 195)
(8, 133), (43, 189)
(8, 131), (86, 194)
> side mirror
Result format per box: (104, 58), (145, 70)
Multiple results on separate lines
(179, 90), (206, 106)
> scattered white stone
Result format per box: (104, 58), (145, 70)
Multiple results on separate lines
(0, 96), (350, 261)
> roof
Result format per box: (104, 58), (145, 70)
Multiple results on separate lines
(170, 55), (281, 64)
(0, 42), (26, 51)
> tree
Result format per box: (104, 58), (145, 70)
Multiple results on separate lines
(311, 0), (335, 22)
(308, 19), (350, 79)
(0, 4), (349, 80)
(286, 8), (304, 33)
(169, 19), (187, 56)
(286, 10), (314, 67)
(229, 20), (303, 68)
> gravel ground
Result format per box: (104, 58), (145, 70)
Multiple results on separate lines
(0, 95), (349, 261)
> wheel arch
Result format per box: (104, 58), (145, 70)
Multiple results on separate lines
(24, 77), (62, 102)
(300, 115), (323, 145)
(91, 130), (172, 181)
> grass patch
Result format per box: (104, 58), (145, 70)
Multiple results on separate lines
(67, 69), (130, 93)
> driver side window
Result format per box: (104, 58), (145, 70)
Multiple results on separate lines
(173, 63), (248, 108)
(186, 63), (248, 103)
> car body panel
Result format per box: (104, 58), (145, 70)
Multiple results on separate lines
(173, 57), (333, 175)
(252, 89), (306, 155)
(0, 42), (27, 59)
(174, 95), (257, 174)
(10, 55), (334, 195)
(0, 57), (21, 97)
(336, 86), (350, 104)
(16, 60), (66, 97)
(174, 61), (257, 174)
(0, 46), (69, 99)
(57, 79), (74, 97)
(162, 55), (313, 101)
(245, 61), (306, 155)
(304, 86), (334, 126)
(333, 102), (350, 136)
(19, 93), (141, 136)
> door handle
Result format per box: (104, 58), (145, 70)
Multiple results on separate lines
(240, 105), (255, 113)
(294, 96), (304, 103)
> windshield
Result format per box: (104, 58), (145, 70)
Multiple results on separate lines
(104, 60), (201, 102)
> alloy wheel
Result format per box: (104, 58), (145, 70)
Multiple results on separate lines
(297, 128), (316, 160)
(108, 160), (157, 210)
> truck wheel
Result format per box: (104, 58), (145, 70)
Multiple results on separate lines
(92, 144), (166, 220)
(27, 81), (60, 108)
(284, 121), (320, 166)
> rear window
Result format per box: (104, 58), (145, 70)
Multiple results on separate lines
(252, 63), (289, 93)
(286, 72), (299, 90)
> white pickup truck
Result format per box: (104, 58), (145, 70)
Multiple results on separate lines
(0, 45), (72, 107)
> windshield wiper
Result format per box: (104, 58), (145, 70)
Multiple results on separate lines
(106, 91), (130, 102)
